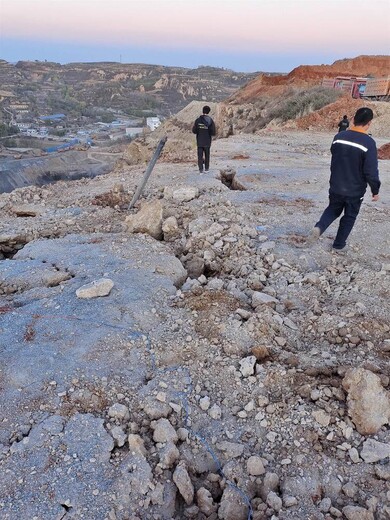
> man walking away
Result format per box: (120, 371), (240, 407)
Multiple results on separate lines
(309, 107), (380, 253)
(337, 115), (349, 132)
(192, 105), (216, 173)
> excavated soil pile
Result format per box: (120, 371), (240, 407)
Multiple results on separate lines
(228, 56), (390, 104)
(378, 142), (390, 160)
(121, 101), (222, 166)
(292, 99), (390, 138)
(219, 56), (390, 137)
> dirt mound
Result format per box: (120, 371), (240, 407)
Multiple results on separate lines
(378, 142), (390, 160)
(291, 98), (390, 137)
(121, 100), (222, 166)
(291, 96), (369, 132)
(171, 100), (220, 125)
(230, 55), (390, 104)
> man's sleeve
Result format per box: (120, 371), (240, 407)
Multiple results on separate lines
(192, 119), (198, 134)
(210, 120), (216, 136)
(364, 141), (381, 195)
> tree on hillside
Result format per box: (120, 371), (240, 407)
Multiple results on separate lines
(0, 123), (20, 137)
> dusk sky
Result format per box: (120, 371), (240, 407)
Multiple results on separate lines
(0, 0), (389, 72)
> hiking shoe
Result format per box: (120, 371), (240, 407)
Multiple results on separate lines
(332, 245), (348, 255)
(307, 226), (321, 244)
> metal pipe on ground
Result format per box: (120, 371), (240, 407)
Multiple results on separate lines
(128, 136), (167, 210)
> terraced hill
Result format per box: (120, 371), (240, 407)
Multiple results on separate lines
(0, 60), (260, 122)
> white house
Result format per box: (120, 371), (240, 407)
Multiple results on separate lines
(146, 117), (161, 131)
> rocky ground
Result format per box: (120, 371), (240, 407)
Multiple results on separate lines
(0, 129), (389, 520)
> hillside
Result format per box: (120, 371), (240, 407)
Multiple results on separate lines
(0, 60), (259, 123)
(219, 56), (390, 136)
(228, 55), (390, 104)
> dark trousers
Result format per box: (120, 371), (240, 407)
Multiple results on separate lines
(316, 192), (363, 249)
(197, 146), (210, 172)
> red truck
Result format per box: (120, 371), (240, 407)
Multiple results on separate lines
(322, 76), (390, 100)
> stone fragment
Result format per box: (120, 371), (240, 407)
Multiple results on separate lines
(216, 441), (244, 459)
(239, 356), (256, 377)
(312, 409), (331, 427)
(185, 255), (205, 279)
(177, 428), (189, 441)
(246, 455), (265, 476)
(330, 506), (342, 518)
(283, 495), (298, 507)
(76, 278), (114, 299)
(199, 396), (211, 411)
(348, 447), (360, 463)
(196, 487), (216, 516)
(342, 368), (390, 435)
(361, 439), (390, 463)
(218, 487), (248, 520)
(342, 482), (358, 498)
(110, 426), (127, 447)
(304, 272), (321, 284)
(283, 317), (298, 330)
(252, 291), (278, 308)
(119, 450), (153, 498)
(209, 404), (222, 420)
(143, 396), (171, 419)
(159, 441), (180, 468)
(125, 200), (163, 240)
(108, 403), (130, 421)
(184, 504), (199, 517)
(171, 186), (199, 202)
(375, 463), (390, 480)
(342, 505), (374, 520)
(11, 204), (43, 217)
(236, 308), (252, 320)
(267, 491), (282, 512)
(162, 216), (180, 241)
(319, 497), (332, 513)
(260, 472), (279, 501)
(128, 434), (147, 456)
(207, 278), (224, 291)
(173, 462), (194, 505)
(152, 418), (178, 444)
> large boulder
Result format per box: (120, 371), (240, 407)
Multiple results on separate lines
(125, 200), (163, 240)
(342, 368), (390, 435)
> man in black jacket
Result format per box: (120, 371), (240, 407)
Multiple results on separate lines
(310, 107), (381, 252)
(337, 115), (349, 132)
(192, 106), (216, 173)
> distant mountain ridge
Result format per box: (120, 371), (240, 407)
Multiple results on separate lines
(0, 60), (260, 122)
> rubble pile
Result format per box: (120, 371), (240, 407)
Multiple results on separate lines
(0, 130), (389, 519)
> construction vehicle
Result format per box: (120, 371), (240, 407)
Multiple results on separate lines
(362, 77), (390, 100)
(321, 76), (390, 101)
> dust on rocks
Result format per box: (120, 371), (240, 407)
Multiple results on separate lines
(0, 130), (389, 519)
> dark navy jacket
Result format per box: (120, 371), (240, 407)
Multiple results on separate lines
(192, 115), (216, 147)
(330, 129), (380, 197)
